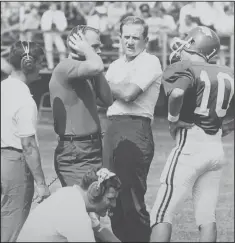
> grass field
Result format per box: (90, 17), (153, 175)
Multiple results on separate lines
(33, 112), (234, 242)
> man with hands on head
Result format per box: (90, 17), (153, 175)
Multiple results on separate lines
(49, 25), (113, 189)
(49, 25), (117, 242)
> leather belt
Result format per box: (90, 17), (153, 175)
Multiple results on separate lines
(110, 115), (151, 123)
(59, 132), (101, 142)
(1, 146), (23, 153)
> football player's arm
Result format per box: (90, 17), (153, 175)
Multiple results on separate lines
(109, 57), (162, 103)
(168, 88), (185, 119)
(163, 76), (193, 122)
(94, 72), (113, 107)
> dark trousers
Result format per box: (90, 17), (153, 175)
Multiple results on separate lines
(1, 149), (34, 242)
(54, 136), (103, 187)
(103, 116), (154, 242)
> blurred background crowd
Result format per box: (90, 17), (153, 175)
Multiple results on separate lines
(1, 1), (234, 71)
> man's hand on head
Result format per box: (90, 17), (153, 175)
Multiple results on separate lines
(69, 32), (93, 57)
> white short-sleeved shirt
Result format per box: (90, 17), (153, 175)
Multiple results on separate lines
(1, 76), (38, 149)
(17, 186), (96, 242)
(106, 50), (162, 120)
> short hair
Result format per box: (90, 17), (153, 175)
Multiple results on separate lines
(67, 25), (100, 54)
(80, 167), (121, 193)
(9, 41), (44, 70)
(120, 16), (148, 39)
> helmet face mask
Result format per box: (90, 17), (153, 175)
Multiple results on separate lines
(169, 26), (220, 64)
(169, 37), (194, 63)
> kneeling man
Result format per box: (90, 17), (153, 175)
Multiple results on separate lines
(17, 168), (121, 242)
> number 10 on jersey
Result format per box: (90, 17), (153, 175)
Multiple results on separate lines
(194, 70), (234, 117)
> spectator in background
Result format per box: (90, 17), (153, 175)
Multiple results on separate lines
(87, 5), (109, 33)
(1, 2), (9, 31)
(20, 6), (40, 41)
(107, 2), (126, 31)
(41, 2), (67, 70)
(179, 14), (198, 37)
(146, 7), (160, 52)
(213, 2), (234, 65)
(146, 7), (176, 52)
(178, 2), (201, 37)
(7, 2), (20, 26)
(79, 1), (96, 17)
(139, 3), (151, 20)
(161, 2), (184, 24)
(120, 2), (137, 22)
(214, 2), (234, 36)
(196, 2), (219, 30)
(67, 5), (87, 28)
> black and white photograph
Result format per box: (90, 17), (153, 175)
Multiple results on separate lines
(1, 1), (234, 242)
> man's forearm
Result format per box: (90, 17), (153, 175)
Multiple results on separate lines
(95, 73), (113, 107)
(22, 137), (46, 185)
(109, 82), (140, 103)
(109, 83), (126, 100)
(84, 48), (104, 72)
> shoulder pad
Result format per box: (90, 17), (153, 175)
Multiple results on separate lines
(163, 61), (194, 83)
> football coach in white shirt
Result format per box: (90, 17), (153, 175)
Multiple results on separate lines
(1, 41), (50, 242)
(103, 16), (162, 242)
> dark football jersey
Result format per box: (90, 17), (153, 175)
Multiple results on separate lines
(162, 61), (234, 135)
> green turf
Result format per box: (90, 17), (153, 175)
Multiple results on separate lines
(34, 114), (234, 242)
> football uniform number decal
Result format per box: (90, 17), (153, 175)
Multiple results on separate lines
(194, 71), (211, 116)
(195, 71), (234, 117)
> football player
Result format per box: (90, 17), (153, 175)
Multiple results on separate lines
(150, 26), (234, 242)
